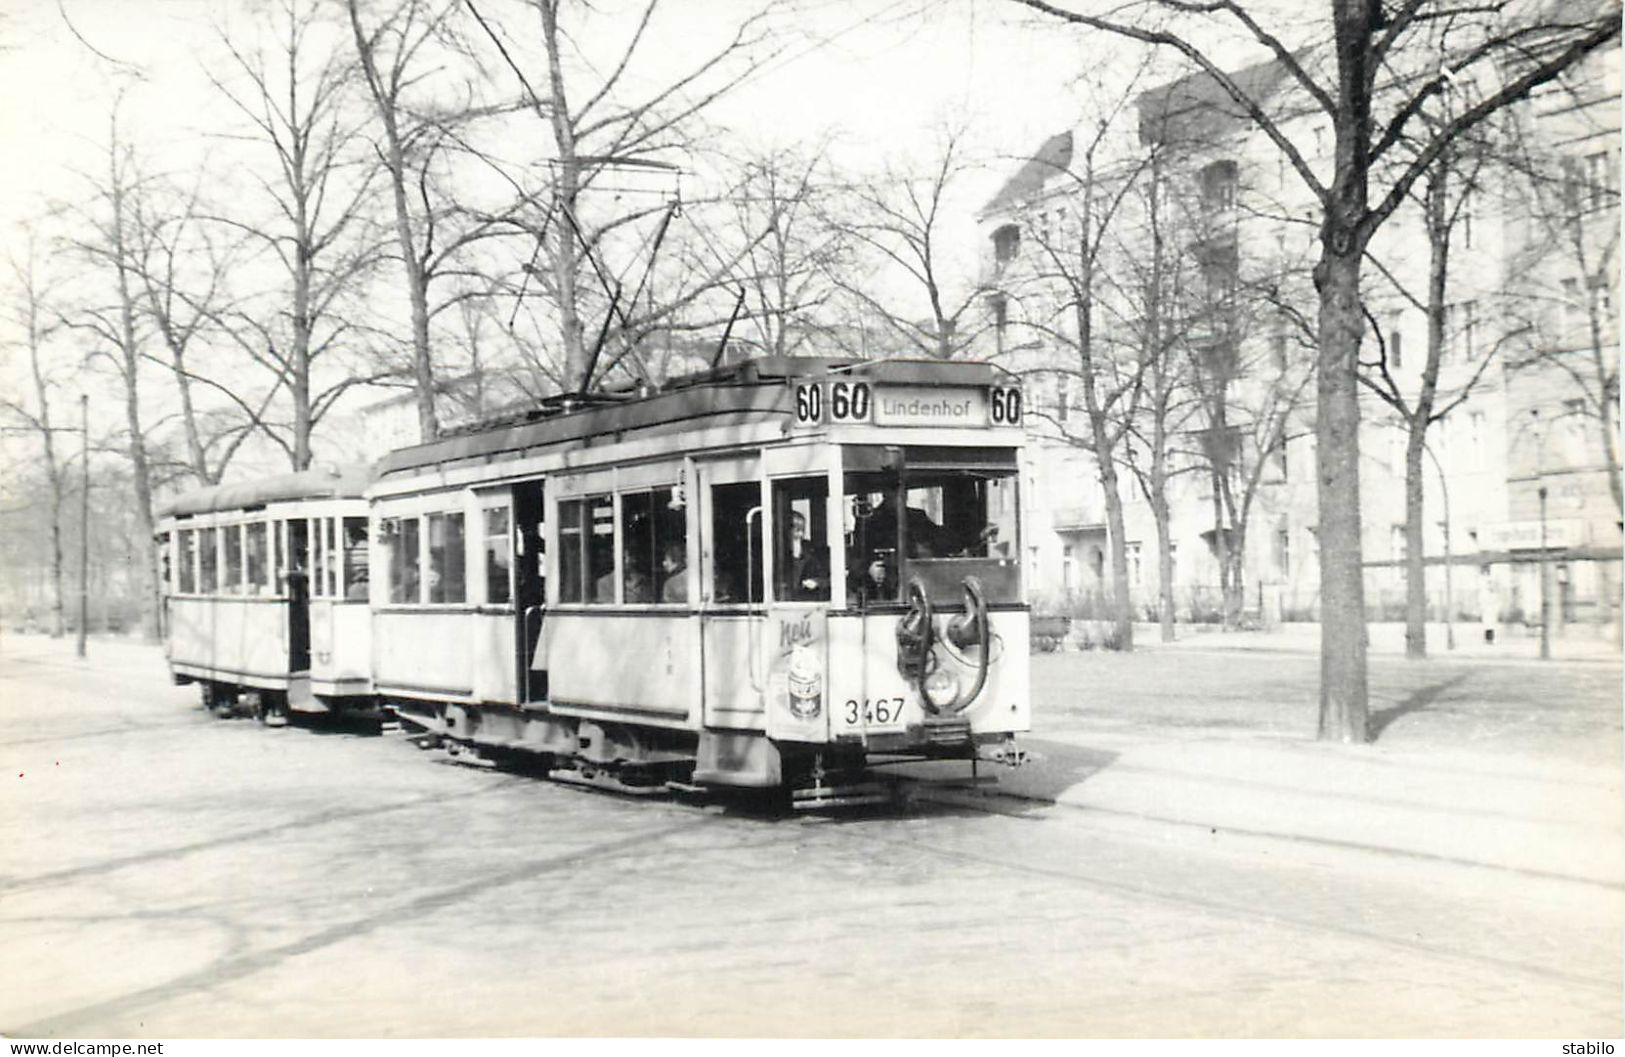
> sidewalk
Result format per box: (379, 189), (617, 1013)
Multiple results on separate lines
(1126, 618), (1623, 663)
(999, 729), (1625, 887)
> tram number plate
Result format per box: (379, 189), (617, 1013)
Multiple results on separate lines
(794, 381), (872, 427)
(841, 696), (905, 727)
(990, 386), (1023, 426)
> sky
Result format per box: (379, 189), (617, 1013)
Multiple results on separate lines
(0, 0), (1123, 239)
(0, 0), (1274, 474)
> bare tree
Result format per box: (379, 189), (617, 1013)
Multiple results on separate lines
(0, 245), (69, 637)
(826, 127), (989, 360)
(462, 0), (783, 391)
(1011, 0), (1621, 741)
(207, 0), (386, 469)
(716, 143), (850, 359)
(58, 103), (162, 639)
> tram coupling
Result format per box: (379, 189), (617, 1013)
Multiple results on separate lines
(976, 733), (1028, 768)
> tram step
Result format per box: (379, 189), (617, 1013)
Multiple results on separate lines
(791, 782), (892, 810)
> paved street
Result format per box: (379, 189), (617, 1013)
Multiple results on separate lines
(0, 632), (1620, 1038)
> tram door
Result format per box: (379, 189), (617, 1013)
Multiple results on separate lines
(512, 480), (547, 703)
(697, 456), (765, 729)
(286, 519), (311, 673)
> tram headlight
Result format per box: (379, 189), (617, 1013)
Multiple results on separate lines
(924, 664), (960, 706)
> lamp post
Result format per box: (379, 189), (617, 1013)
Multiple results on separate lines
(77, 394), (88, 660)
(1424, 441), (1454, 650)
(1530, 409), (1550, 661)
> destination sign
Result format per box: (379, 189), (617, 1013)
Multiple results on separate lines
(791, 380), (1022, 429)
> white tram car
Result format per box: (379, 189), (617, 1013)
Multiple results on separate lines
(371, 358), (1029, 802)
(157, 466), (375, 722)
(157, 358), (1031, 803)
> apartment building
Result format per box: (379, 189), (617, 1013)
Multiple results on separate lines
(980, 46), (1621, 633)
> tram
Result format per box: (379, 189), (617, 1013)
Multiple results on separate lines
(157, 465), (375, 723)
(371, 357), (1030, 804)
(155, 357), (1031, 805)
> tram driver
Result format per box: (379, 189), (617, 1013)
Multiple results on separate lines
(778, 511), (829, 601)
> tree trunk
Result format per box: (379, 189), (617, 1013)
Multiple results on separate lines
(1314, 241), (1370, 742)
(27, 323), (67, 638)
(1405, 159), (1450, 659)
(1153, 484), (1175, 642)
(539, 0), (588, 392)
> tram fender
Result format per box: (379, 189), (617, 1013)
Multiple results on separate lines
(693, 731), (782, 788)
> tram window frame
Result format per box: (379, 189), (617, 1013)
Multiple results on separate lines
(620, 487), (686, 605)
(224, 522), (244, 595)
(381, 516), (421, 604)
(483, 506), (512, 606)
(311, 517), (327, 599)
(178, 529), (198, 595)
(898, 463), (1023, 607)
(199, 527), (219, 595)
(426, 511), (467, 604)
(342, 516), (369, 601)
(558, 495), (615, 604)
(272, 520), (285, 595)
(157, 532), (172, 594)
(246, 521), (268, 594)
(771, 477), (831, 604)
(709, 481), (764, 605)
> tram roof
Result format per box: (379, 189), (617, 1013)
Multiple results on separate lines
(376, 357), (1015, 478)
(157, 463), (373, 519)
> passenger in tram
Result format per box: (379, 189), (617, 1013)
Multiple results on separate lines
(659, 543), (688, 603)
(344, 522), (370, 601)
(780, 512), (829, 601)
(848, 548), (899, 606)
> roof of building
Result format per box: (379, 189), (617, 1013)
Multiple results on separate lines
(157, 464), (373, 519)
(1136, 54), (1299, 147)
(980, 130), (1074, 218)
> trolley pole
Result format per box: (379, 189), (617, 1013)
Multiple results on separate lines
(77, 394), (88, 660)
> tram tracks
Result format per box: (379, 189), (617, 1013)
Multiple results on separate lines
(805, 782), (1622, 997)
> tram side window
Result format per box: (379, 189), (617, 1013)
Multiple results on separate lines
(427, 512), (466, 604)
(158, 533), (172, 594)
(559, 496), (614, 603)
(246, 522), (267, 594)
(199, 527), (219, 594)
(324, 517), (340, 597)
(272, 521), (285, 593)
(484, 508), (511, 606)
(312, 517), (327, 599)
(381, 517), (420, 603)
(621, 488), (685, 604)
(773, 477), (830, 603)
(343, 517), (369, 601)
(178, 530), (197, 594)
(224, 524), (244, 594)
(710, 482), (763, 604)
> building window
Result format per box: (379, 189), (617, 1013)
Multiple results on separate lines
(1562, 277), (1582, 338)
(1461, 300), (1477, 361)
(1272, 331), (1288, 371)
(1391, 524), (1407, 562)
(992, 224), (1020, 263)
(1055, 373), (1071, 422)
(1127, 541), (1142, 585)
(1387, 310), (1403, 369)
(989, 293), (1008, 336)
(1275, 527), (1290, 576)
(1586, 151), (1612, 210)
(1199, 160), (1238, 210)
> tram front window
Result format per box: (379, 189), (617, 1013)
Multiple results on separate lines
(772, 477), (830, 603)
(843, 451), (1021, 607)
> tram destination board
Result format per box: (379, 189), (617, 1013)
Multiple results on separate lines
(792, 379), (1022, 429)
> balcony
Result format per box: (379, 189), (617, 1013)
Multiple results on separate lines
(1052, 506), (1104, 531)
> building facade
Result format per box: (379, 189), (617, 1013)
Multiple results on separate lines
(980, 47), (1621, 636)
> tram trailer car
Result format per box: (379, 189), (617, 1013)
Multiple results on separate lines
(369, 358), (1031, 805)
(158, 466), (376, 723)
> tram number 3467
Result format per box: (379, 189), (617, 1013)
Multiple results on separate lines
(795, 380), (872, 425)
